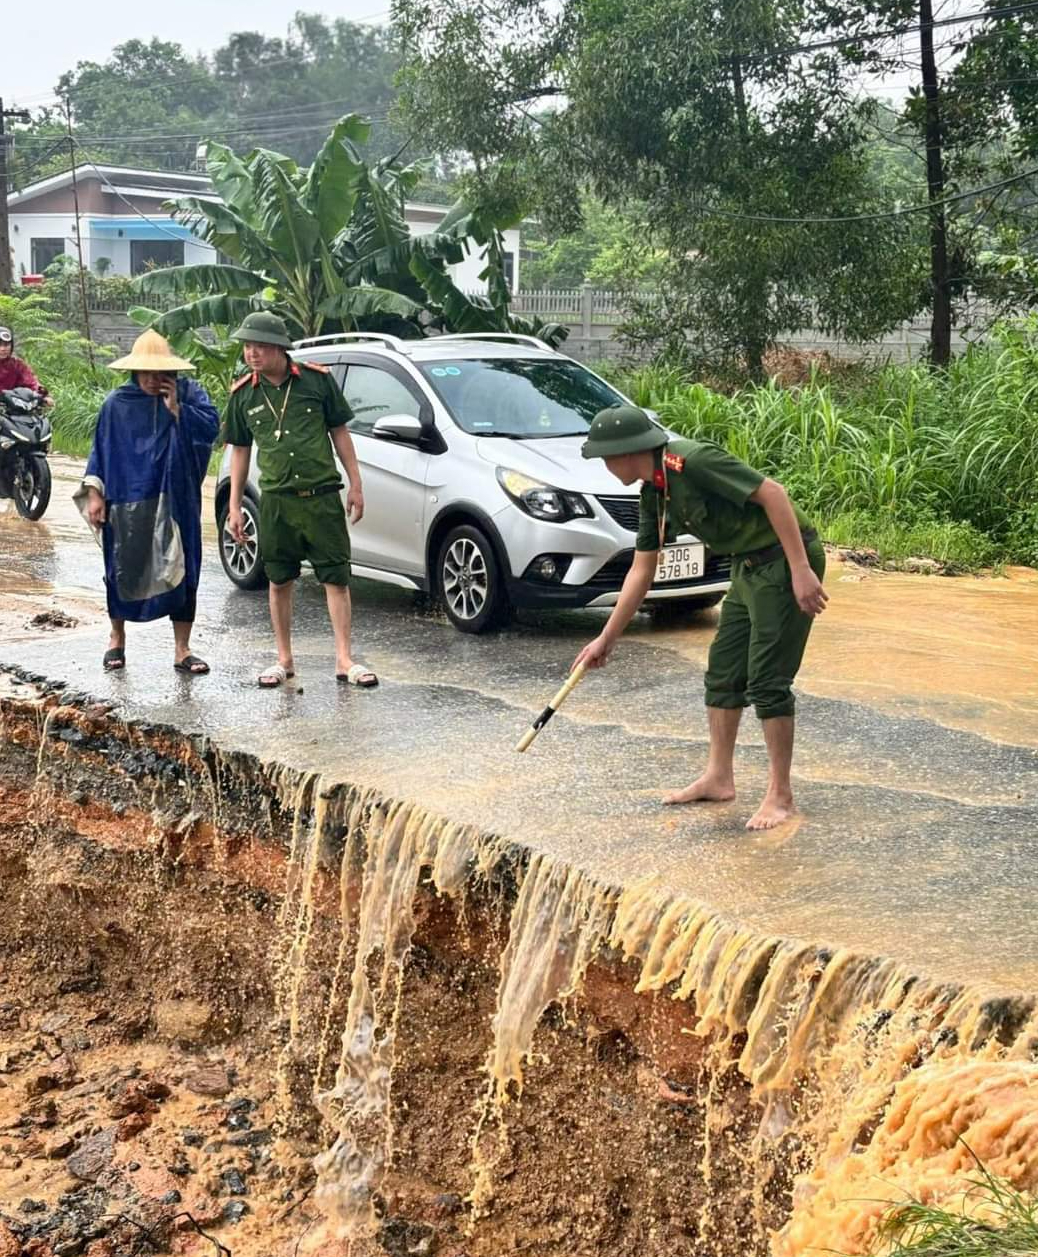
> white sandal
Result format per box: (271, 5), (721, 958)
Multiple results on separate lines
(337, 662), (379, 688)
(258, 662), (295, 688)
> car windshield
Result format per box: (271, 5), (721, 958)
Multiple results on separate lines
(418, 358), (626, 438)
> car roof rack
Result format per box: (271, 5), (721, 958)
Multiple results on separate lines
(292, 332), (411, 353)
(428, 332), (553, 351)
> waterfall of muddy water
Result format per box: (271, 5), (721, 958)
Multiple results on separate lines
(277, 786), (1038, 1255)
(311, 794), (440, 1233)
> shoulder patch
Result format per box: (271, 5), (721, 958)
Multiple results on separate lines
(230, 373), (254, 394)
(302, 361), (330, 373)
(663, 451), (685, 473)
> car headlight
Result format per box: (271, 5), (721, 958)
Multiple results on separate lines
(496, 468), (592, 523)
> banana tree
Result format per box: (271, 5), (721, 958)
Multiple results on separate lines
(134, 116), (423, 339)
(134, 113), (567, 347)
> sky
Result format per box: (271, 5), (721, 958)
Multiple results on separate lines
(5, 1), (392, 106)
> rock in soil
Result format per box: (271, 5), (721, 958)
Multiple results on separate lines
(183, 1066), (232, 1097)
(66, 1129), (116, 1182)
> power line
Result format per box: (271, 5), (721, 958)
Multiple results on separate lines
(10, 111), (393, 148)
(740, 1), (1038, 60)
(696, 165), (1038, 224)
(74, 143), (201, 243)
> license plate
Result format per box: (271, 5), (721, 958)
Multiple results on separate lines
(656, 543), (704, 583)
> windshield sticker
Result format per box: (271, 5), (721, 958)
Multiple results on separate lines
(472, 420), (494, 428)
(430, 367), (449, 377)
(430, 365), (463, 377)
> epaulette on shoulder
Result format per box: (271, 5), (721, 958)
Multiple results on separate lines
(230, 373), (253, 394)
(302, 360), (329, 373)
(663, 450), (685, 473)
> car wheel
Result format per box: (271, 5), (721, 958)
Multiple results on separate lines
(218, 495), (267, 591)
(437, 524), (511, 633)
(651, 592), (725, 621)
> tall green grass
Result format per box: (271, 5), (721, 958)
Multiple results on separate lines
(605, 319), (1038, 567)
(870, 1164), (1038, 1257)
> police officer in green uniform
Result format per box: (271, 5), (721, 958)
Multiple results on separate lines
(574, 405), (827, 831)
(223, 312), (378, 689)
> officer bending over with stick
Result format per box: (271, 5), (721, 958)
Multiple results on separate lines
(573, 406), (827, 831)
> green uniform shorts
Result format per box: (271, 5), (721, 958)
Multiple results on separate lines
(704, 539), (826, 721)
(258, 490), (351, 587)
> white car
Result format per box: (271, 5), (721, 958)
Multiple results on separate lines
(215, 333), (731, 633)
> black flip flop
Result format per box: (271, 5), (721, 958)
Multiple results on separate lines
(173, 654), (210, 675)
(103, 647), (125, 672)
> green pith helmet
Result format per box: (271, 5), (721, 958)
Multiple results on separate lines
(231, 311), (293, 348)
(581, 405), (668, 459)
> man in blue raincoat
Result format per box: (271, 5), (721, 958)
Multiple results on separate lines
(77, 330), (219, 674)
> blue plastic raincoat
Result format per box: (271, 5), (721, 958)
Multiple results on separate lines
(83, 377), (219, 622)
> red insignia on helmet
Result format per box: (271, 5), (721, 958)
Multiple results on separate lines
(663, 451), (685, 473)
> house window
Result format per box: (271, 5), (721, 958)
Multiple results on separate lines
(130, 239), (184, 275)
(502, 250), (516, 291)
(31, 239), (66, 273)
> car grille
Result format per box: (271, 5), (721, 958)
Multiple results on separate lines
(595, 495), (641, 532)
(585, 550), (732, 591)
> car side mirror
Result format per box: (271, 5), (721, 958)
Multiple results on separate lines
(371, 414), (424, 443)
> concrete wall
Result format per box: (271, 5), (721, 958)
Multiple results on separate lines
(511, 286), (993, 364)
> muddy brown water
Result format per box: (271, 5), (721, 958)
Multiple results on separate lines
(2, 460), (1038, 1254)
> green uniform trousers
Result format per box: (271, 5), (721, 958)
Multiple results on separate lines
(704, 538), (826, 721)
(258, 489), (351, 587)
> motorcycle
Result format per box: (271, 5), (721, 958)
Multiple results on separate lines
(0, 387), (53, 520)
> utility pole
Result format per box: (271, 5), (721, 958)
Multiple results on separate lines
(0, 97), (32, 293)
(65, 99), (94, 367)
(919, 0), (951, 367)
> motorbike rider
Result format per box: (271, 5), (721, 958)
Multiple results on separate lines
(0, 326), (53, 402)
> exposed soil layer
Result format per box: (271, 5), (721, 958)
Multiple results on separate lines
(2, 671), (1036, 1257)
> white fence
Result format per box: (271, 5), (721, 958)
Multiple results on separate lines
(512, 284), (995, 363)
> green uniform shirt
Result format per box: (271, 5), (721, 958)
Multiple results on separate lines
(222, 362), (353, 493)
(634, 438), (811, 556)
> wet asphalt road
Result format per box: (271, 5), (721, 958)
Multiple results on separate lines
(2, 460), (1037, 993)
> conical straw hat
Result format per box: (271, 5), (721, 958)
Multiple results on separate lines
(109, 330), (195, 372)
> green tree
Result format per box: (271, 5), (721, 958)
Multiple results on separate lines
(522, 199), (664, 290)
(813, 0), (1038, 363)
(396, 0), (926, 376)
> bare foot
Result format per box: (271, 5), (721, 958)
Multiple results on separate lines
(663, 775), (736, 806)
(745, 793), (797, 831)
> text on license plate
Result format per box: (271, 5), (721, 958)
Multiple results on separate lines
(656, 543), (705, 583)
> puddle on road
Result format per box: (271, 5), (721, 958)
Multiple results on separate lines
(2, 686), (1037, 1257)
(650, 557), (1038, 748)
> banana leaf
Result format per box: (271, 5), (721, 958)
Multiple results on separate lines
(146, 295), (271, 338)
(302, 115), (371, 240)
(318, 287), (424, 321)
(250, 152), (320, 268)
(132, 264), (268, 298)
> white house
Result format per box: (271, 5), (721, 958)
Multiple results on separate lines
(7, 165), (520, 293)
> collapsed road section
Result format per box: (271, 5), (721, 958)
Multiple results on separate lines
(1, 669), (1036, 1257)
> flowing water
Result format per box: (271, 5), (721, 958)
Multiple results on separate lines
(207, 752), (1035, 1256)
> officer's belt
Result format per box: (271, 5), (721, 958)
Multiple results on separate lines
(266, 481), (342, 499)
(738, 528), (818, 569)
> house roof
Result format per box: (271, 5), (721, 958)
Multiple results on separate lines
(8, 165), (212, 208)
